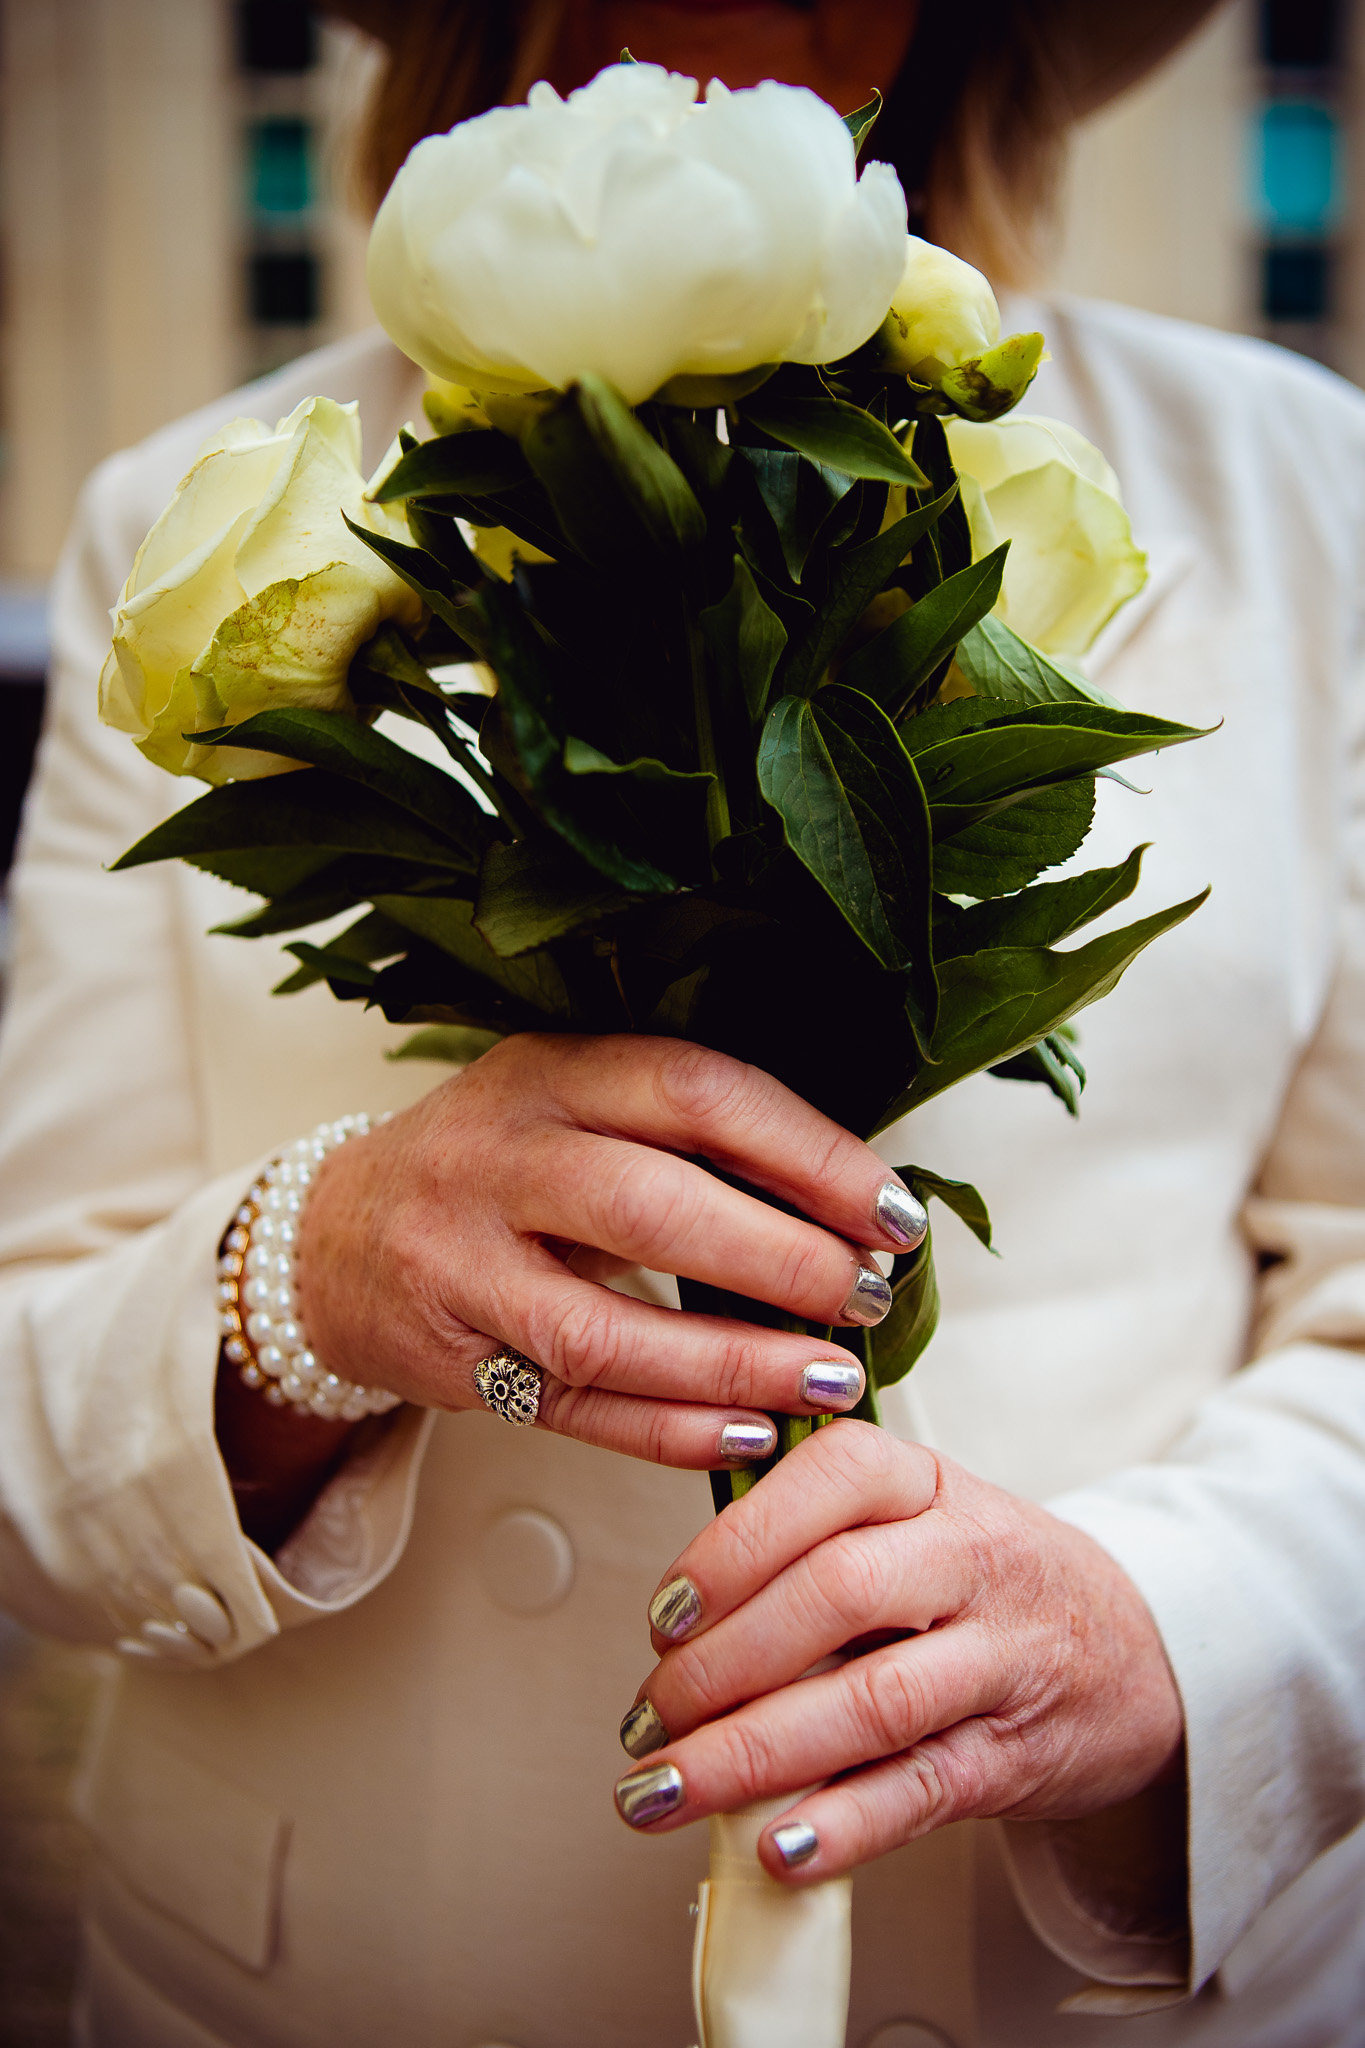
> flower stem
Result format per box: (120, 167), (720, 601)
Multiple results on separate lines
(687, 606), (731, 858)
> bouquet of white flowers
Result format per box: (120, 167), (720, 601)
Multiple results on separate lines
(101, 60), (1206, 2048)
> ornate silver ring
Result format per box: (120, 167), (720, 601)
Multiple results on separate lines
(474, 1348), (542, 1427)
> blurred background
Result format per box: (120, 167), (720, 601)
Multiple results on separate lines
(0, 0), (1356, 2036)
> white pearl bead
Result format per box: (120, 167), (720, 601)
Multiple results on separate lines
(279, 1372), (306, 1403)
(276, 1218), (297, 1247)
(254, 1213), (278, 1243)
(340, 1396), (367, 1422)
(240, 1362), (264, 1389)
(263, 1382), (287, 1406)
(275, 1320), (305, 1356)
(293, 1351), (320, 1383)
(263, 1188), (287, 1216)
(225, 1225), (249, 1255)
(216, 1279), (238, 1307)
(241, 1275), (272, 1310)
(244, 1245), (273, 1278)
(269, 1285), (294, 1319)
(246, 1310), (275, 1347)
(218, 1308), (242, 1336)
(257, 1344), (286, 1378)
(224, 1335), (250, 1365)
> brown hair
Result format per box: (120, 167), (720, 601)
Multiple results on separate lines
(356, 1), (1077, 283)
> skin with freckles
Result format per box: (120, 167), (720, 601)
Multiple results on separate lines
(616, 1423), (1185, 1883)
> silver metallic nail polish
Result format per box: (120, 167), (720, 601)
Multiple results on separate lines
(649, 1575), (702, 1640)
(615, 1763), (684, 1827)
(800, 1359), (864, 1409)
(620, 1698), (670, 1760)
(876, 1180), (928, 1249)
(842, 1262), (893, 1326)
(718, 1419), (776, 1463)
(771, 1820), (819, 1868)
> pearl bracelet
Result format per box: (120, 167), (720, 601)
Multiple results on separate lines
(217, 1116), (403, 1425)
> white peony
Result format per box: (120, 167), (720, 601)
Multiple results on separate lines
(878, 236), (1000, 384)
(99, 397), (423, 782)
(945, 413), (1149, 655)
(367, 61), (907, 408)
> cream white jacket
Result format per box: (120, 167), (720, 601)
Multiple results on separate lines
(2, 304), (1365, 2048)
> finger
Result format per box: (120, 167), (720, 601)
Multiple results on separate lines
(639, 1515), (976, 1741)
(533, 1036), (928, 1255)
(514, 1129), (892, 1329)
(477, 1256), (869, 1417)
(643, 1425), (937, 1645)
(536, 1378), (779, 1471)
(754, 1720), (1010, 1884)
(614, 1624), (1002, 1836)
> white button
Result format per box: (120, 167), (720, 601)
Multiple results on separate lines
(140, 1620), (207, 1664)
(476, 1509), (575, 1616)
(863, 2025), (955, 2048)
(171, 1582), (233, 1647)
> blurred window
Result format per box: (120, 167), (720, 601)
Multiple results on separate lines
(1258, 102), (1341, 234)
(1259, 0), (1341, 70)
(1263, 244), (1333, 319)
(249, 252), (320, 326)
(237, 2), (318, 75)
(249, 118), (313, 218)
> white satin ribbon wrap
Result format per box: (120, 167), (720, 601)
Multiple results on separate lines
(691, 1794), (853, 2048)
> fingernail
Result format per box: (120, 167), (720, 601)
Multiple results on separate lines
(620, 1697), (670, 1759)
(615, 1762), (684, 1827)
(842, 1262), (892, 1326)
(771, 1819), (819, 1868)
(649, 1575), (702, 1640)
(876, 1179), (928, 1249)
(800, 1359), (864, 1410)
(718, 1419), (776, 1463)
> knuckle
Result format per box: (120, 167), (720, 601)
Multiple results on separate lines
(820, 1418), (900, 1496)
(769, 1229), (836, 1314)
(655, 1043), (752, 1133)
(848, 1653), (930, 1759)
(596, 1152), (687, 1255)
(668, 1640), (731, 1722)
(804, 1534), (891, 1636)
(720, 1708), (780, 1796)
(539, 1293), (623, 1389)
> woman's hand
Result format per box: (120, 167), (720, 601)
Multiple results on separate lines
(613, 1423), (1183, 1879)
(289, 1034), (923, 1470)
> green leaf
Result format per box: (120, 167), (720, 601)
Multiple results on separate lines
(478, 580), (679, 893)
(783, 489), (959, 697)
(989, 1030), (1087, 1115)
(839, 545), (1009, 718)
(912, 703), (1207, 811)
(742, 396), (929, 488)
(884, 889), (1210, 1119)
(474, 837), (636, 957)
(521, 374), (705, 566)
(935, 845), (1148, 956)
(387, 1024), (502, 1064)
(112, 772), (479, 878)
(192, 707), (492, 858)
(372, 893), (574, 1018)
(738, 448), (853, 584)
(931, 780), (1095, 896)
(869, 1165), (993, 1387)
(870, 1235), (939, 1387)
(699, 555), (788, 724)
(757, 685), (937, 1035)
(954, 615), (1120, 709)
(843, 89), (882, 156)
(897, 1166), (994, 1249)
(370, 430), (530, 503)
(340, 514), (471, 636)
(274, 907), (408, 993)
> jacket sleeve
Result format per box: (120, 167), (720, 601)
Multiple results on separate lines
(0, 451), (433, 1669)
(1017, 682), (1365, 2007)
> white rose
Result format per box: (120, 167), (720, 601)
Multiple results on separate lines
(945, 413), (1148, 655)
(367, 60), (907, 408)
(99, 397), (423, 782)
(877, 236), (1000, 384)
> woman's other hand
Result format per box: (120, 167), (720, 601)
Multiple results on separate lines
(288, 1035), (925, 1471)
(613, 1423), (1183, 1876)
